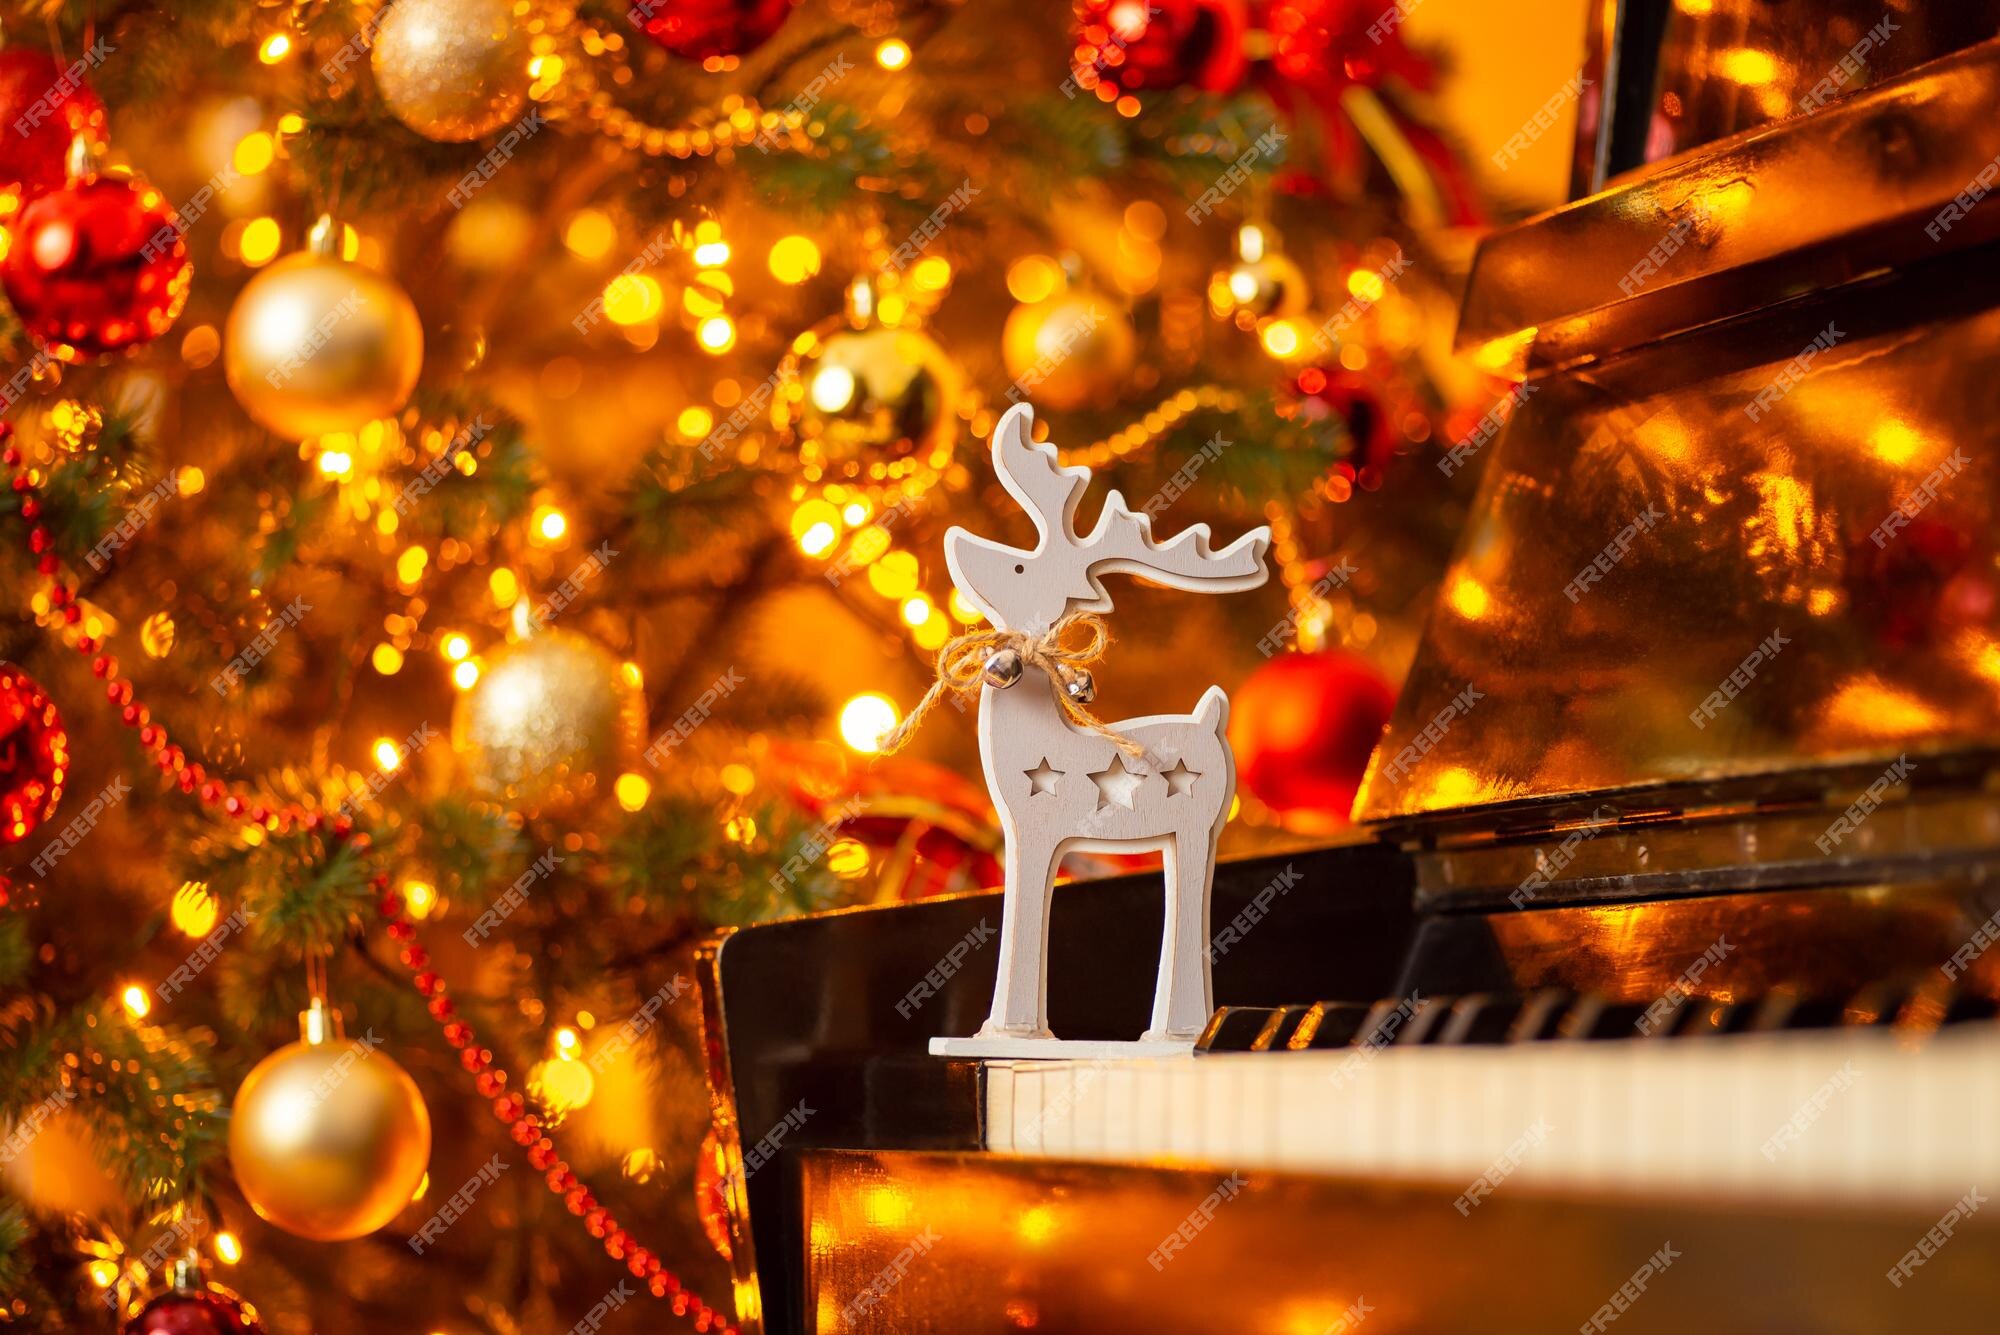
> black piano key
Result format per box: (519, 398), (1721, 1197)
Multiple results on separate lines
(1558, 993), (1661, 1040)
(1437, 993), (1524, 1045)
(1942, 992), (1999, 1025)
(1747, 993), (1845, 1032)
(1197, 1006), (1282, 1052)
(1844, 980), (1914, 1027)
(1293, 1001), (1374, 1049)
(1507, 989), (1574, 1042)
(1259, 1006), (1313, 1049)
(1670, 998), (1750, 1037)
(1393, 994), (1456, 1045)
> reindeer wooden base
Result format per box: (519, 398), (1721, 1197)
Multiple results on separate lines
(928, 403), (1270, 1060)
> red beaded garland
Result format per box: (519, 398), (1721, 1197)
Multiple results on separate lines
(2, 425), (737, 1333)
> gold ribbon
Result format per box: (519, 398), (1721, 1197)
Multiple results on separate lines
(876, 610), (1143, 757)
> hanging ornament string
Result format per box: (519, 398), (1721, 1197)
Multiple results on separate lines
(875, 610), (1142, 758)
(1, 427), (737, 1334)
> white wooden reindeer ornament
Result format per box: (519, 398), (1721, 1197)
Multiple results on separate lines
(930, 402), (1270, 1058)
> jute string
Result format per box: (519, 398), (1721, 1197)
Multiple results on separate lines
(875, 610), (1143, 757)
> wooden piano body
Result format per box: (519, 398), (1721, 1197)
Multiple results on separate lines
(696, 13), (2000, 1332)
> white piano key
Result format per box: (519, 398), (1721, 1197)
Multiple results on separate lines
(1015, 1063), (1044, 1154)
(971, 1026), (2000, 1208)
(986, 1062), (1015, 1152)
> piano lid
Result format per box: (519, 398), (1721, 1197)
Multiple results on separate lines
(1573, 0), (2000, 197)
(1354, 37), (2000, 827)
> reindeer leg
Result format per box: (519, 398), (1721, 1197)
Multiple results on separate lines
(1143, 826), (1218, 1042)
(979, 834), (1061, 1038)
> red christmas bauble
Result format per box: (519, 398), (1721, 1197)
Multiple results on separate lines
(1842, 508), (1990, 649)
(0, 664), (67, 844)
(0, 49), (108, 202)
(122, 1284), (264, 1335)
(1230, 649), (1394, 824)
(1072, 0), (1252, 96)
(632, 0), (799, 63)
(1264, 0), (1434, 98)
(1, 173), (190, 360)
(1285, 365), (1402, 476)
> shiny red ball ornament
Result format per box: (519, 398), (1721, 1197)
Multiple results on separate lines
(1, 172), (191, 360)
(0, 49), (109, 202)
(121, 1284), (263, 1335)
(1843, 508), (1991, 649)
(1286, 365), (1402, 476)
(1072, 0), (1251, 96)
(632, 0), (799, 63)
(1230, 649), (1394, 825)
(1264, 0), (1434, 98)
(0, 663), (67, 844)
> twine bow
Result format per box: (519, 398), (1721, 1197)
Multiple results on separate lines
(876, 610), (1143, 758)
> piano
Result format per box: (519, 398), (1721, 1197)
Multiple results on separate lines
(694, 6), (2000, 1330)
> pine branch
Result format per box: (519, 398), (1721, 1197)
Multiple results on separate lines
(0, 1002), (224, 1208)
(183, 824), (373, 956)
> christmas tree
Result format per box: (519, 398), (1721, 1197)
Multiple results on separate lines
(0, 0), (1506, 1328)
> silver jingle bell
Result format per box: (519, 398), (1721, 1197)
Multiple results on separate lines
(1063, 668), (1096, 706)
(982, 647), (1025, 688)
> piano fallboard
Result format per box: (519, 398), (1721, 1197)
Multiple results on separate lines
(800, 1148), (2000, 1334)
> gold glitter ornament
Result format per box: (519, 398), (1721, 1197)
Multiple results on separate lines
(370, 0), (533, 143)
(228, 1005), (431, 1241)
(773, 276), (960, 482)
(222, 217), (424, 439)
(451, 628), (644, 814)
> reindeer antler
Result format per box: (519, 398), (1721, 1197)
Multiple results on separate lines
(992, 403), (1089, 549)
(1084, 494), (1269, 586)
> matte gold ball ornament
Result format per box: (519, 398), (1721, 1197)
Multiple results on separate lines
(223, 217), (424, 440)
(451, 627), (645, 814)
(228, 1002), (431, 1242)
(1000, 279), (1137, 413)
(773, 277), (960, 484)
(370, 0), (533, 142)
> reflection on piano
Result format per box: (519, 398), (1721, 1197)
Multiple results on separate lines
(694, 14), (2000, 1333)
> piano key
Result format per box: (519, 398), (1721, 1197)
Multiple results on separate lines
(1393, 993), (1455, 1045)
(1436, 993), (1523, 1045)
(1507, 988), (1573, 1041)
(1197, 1006), (1283, 1052)
(966, 1025), (2000, 1209)
(1291, 1001), (1373, 1049)
(1557, 993), (1662, 1040)
(1671, 997), (1746, 1037)
(1748, 993), (1846, 1031)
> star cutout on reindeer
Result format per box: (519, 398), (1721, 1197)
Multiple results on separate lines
(1087, 755), (1144, 810)
(1162, 759), (1200, 797)
(1025, 758), (1062, 796)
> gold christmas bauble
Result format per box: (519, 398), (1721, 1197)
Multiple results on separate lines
(370, 0), (532, 142)
(1213, 252), (1310, 321)
(451, 629), (644, 814)
(228, 1036), (431, 1241)
(223, 248), (424, 440)
(776, 322), (960, 476)
(1000, 289), (1137, 412)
